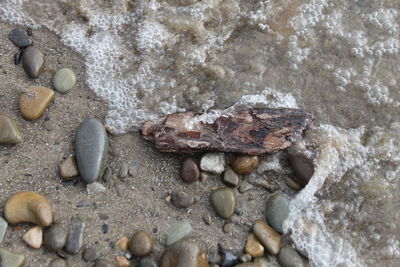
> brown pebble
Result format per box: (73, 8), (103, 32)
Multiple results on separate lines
(202, 213), (212, 225)
(180, 158), (200, 182)
(285, 177), (302, 190)
(116, 236), (129, 251)
(253, 220), (281, 255)
(59, 156), (79, 180)
(230, 154), (260, 174)
(287, 153), (314, 187)
(245, 233), (264, 258)
(128, 230), (154, 257)
(22, 226), (43, 248)
(115, 256), (130, 267)
(19, 86), (55, 120)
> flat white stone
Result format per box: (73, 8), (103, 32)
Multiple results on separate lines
(200, 152), (226, 174)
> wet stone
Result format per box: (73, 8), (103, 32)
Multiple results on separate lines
(82, 247), (100, 262)
(19, 86), (55, 120)
(22, 46), (44, 78)
(287, 153), (314, 187)
(230, 155), (260, 174)
(75, 118), (108, 183)
(211, 187), (236, 219)
(253, 221), (281, 255)
(102, 167), (112, 182)
(160, 240), (208, 267)
(8, 28), (32, 48)
(223, 167), (240, 187)
(180, 157), (200, 182)
(0, 248), (26, 266)
(265, 193), (290, 233)
(200, 153), (226, 174)
(140, 257), (158, 267)
(44, 224), (67, 252)
(0, 113), (23, 144)
(64, 217), (85, 255)
(59, 156), (79, 181)
(49, 258), (68, 267)
(53, 68), (76, 94)
(166, 221), (192, 246)
(0, 216), (8, 243)
(118, 162), (128, 179)
(128, 230), (154, 257)
(278, 247), (307, 267)
(172, 191), (194, 208)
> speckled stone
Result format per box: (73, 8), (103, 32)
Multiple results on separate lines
(180, 158), (200, 182)
(64, 217), (85, 255)
(230, 154), (260, 174)
(8, 28), (32, 48)
(211, 187), (236, 219)
(0, 248), (26, 267)
(19, 86), (55, 120)
(160, 240), (208, 267)
(0, 216), (8, 243)
(253, 221), (281, 255)
(75, 118), (108, 183)
(59, 156), (79, 181)
(265, 193), (290, 233)
(278, 247), (307, 267)
(166, 221), (192, 246)
(44, 224), (67, 252)
(0, 114), (23, 144)
(53, 68), (76, 93)
(22, 46), (44, 78)
(128, 231), (154, 257)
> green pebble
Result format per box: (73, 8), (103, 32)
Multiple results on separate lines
(53, 68), (76, 93)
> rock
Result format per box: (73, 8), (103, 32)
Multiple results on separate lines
(118, 162), (128, 179)
(140, 257), (158, 267)
(4, 191), (53, 226)
(180, 158), (200, 182)
(223, 223), (234, 234)
(22, 46), (44, 78)
(166, 221), (192, 246)
(172, 191), (194, 208)
(8, 28), (32, 48)
(59, 156), (79, 180)
(115, 256), (130, 267)
(245, 234), (264, 258)
(265, 193), (290, 233)
(43, 120), (55, 131)
(101, 224), (108, 234)
(287, 153), (314, 187)
(230, 155), (260, 174)
(220, 248), (240, 267)
(239, 254), (252, 263)
(202, 213), (212, 225)
(44, 224), (67, 252)
(128, 230), (154, 257)
(239, 181), (253, 193)
(116, 236), (129, 251)
(93, 259), (113, 267)
(0, 114), (23, 144)
(64, 217), (85, 255)
(87, 182), (107, 194)
(102, 167), (112, 182)
(200, 153), (226, 174)
(253, 221), (281, 255)
(211, 187), (236, 219)
(278, 247), (307, 267)
(0, 216), (7, 243)
(53, 68), (76, 93)
(161, 240), (208, 267)
(223, 167), (240, 187)
(141, 108), (313, 155)
(0, 248), (26, 267)
(83, 247), (100, 262)
(285, 177), (302, 191)
(75, 118), (108, 183)
(19, 86), (55, 120)
(22, 226), (43, 248)
(49, 258), (68, 267)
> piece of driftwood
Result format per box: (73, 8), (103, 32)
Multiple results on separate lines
(141, 108), (313, 155)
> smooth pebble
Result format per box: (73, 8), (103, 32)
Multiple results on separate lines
(53, 68), (76, 93)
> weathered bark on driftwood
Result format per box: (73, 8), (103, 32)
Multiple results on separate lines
(141, 108), (313, 155)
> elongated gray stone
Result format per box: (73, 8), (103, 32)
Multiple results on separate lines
(278, 247), (307, 267)
(166, 221), (192, 246)
(8, 28), (32, 48)
(75, 118), (108, 183)
(265, 193), (290, 233)
(64, 217), (85, 255)
(0, 248), (26, 267)
(0, 216), (7, 243)
(22, 46), (44, 78)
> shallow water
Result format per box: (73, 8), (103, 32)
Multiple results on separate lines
(1, 0), (399, 266)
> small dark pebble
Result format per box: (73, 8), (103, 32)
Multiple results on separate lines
(82, 247), (100, 262)
(288, 153), (314, 187)
(8, 28), (32, 48)
(14, 50), (23, 65)
(101, 224), (108, 234)
(102, 167), (112, 182)
(220, 248), (241, 267)
(64, 217), (85, 255)
(171, 191), (194, 208)
(152, 227), (158, 234)
(235, 207), (244, 216)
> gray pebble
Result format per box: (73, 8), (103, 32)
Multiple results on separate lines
(64, 217), (85, 255)
(49, 258), (68, 267)
(140, 257), (158, 267)
(0, 216), (7, 243)
(0, 248), (26, 267)
(166, 221), (192, 246)
(8, 28), (32, 48)
(118, 162), (128, 179)
(75, 118), (108, 183)
(265, 193), (290, 233)
(223, 167), (240, 186)
(82, 247), (100, 262)
(223, 223), (234, 233)
(22, 46), (44, 78)
(278, 247), (307, 267)
(44, 224), (67, 252)
(239, 181), (253, 193)
(102, 167), (112, 182)
(43, 120), (55, 131)
(171, 191), (194, 208)
(211, 187), (236, 219)
(53, 68), (76, 94)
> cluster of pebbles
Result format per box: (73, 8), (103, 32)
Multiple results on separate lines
(0, 27), (315, 267)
